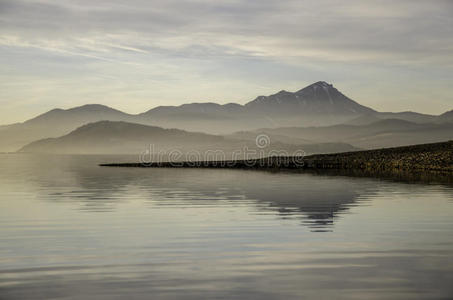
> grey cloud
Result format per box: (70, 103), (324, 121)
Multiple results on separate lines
(0, 0), (452, 124)
(1, 0), (452, 65)
(1, 0), (452, 64)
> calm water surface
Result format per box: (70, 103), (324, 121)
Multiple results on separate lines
(1, 154), (453, 299)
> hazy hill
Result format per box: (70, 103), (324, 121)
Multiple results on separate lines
(18, 121), (222, 155)
(438, 110), (453, 123)
(344, 112), (437, 126)
(19, 121), (358, 155)
(239, 119), (453, 149)
(376, 111), (436, 124)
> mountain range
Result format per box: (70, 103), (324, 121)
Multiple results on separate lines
(2, 81), (452, 153)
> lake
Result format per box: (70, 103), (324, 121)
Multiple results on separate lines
(1, 154), (453, 299)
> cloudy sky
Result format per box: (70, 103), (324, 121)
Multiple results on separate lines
(0, 0), (452, 124)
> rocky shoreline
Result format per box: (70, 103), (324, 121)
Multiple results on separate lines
(100, 140), (453, 173)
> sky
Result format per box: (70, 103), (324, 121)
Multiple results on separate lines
(0, 0), (452, 124)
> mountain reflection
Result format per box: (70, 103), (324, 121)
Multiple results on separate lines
(7, 155), (383, 230)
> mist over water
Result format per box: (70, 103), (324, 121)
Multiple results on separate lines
(1, 154), (453, 299)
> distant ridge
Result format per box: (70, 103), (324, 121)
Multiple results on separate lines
(1, 81), (452, 152)
(23, 104), (133, 127)
(439, 110), (453, 123)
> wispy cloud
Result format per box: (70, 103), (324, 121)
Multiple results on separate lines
(0, 0), (452, 123)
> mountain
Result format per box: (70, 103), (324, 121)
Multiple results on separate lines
(245, 81), (375, 115)
(23, 104), (134, 127)
(0, 104), (139, 152)
(19, 121), (358, 155)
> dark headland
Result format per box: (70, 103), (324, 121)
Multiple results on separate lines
(100, 140), (453, 173)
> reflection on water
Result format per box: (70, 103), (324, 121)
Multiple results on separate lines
(1, 154), (453, 299)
